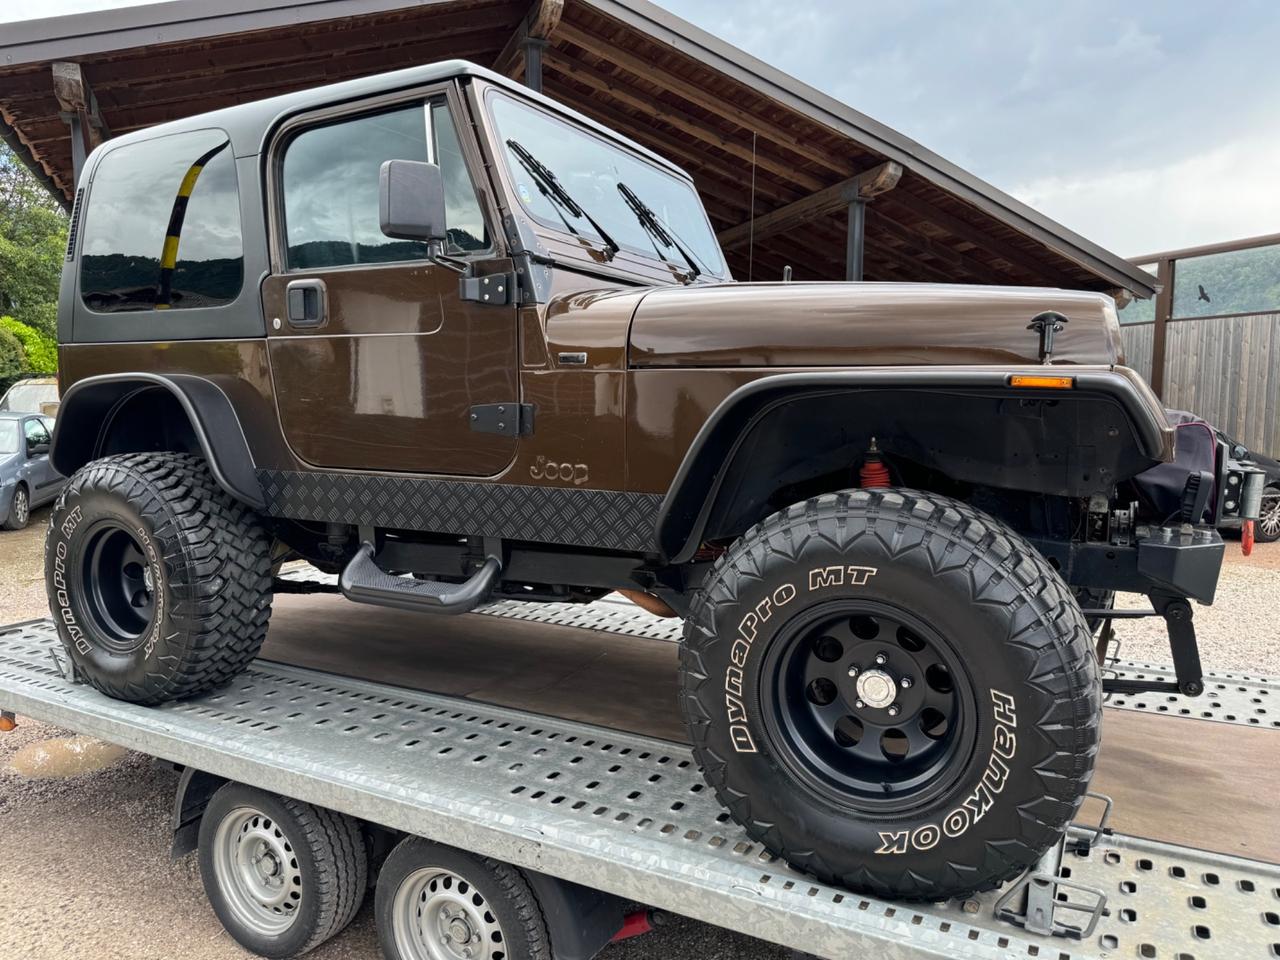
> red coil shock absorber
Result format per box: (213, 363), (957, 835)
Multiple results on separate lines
(859, 437), (891, 488)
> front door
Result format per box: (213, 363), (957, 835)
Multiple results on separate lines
(264, 89), (518, 476)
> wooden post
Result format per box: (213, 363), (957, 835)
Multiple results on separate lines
(846, 197), (866, 281)
(1150, 257), (1175, 400)
(493, 0), (563, 84)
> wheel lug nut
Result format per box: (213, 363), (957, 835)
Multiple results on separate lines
(900, 677), (913, 689)
(854, 699), (865, 709)
(847, 665), (859, 678)
(874, 652), (888, 665)
(887, 704), (901, 717)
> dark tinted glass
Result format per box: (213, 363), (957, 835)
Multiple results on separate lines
(283, 106), (430, 269)
(80, 129), (243, 312)
(282, 102), (488, 269)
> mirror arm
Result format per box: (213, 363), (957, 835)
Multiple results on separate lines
(427, 239), (471, 276)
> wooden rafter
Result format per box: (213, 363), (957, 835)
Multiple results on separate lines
(717, 161), (902, 250)
(493, 0), (564, 79)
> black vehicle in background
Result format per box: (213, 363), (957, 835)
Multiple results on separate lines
(1220, 432), (1280, 543)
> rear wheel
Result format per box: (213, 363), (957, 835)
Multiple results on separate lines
(680, 488), (1101, 901)
(375, 837), (550, 960)
(44, 452), (273, 704)
(1257, 486), (1280, 543)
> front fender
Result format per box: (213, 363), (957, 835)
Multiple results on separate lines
(656, 366), (1172, 563)
(51, 372), (264, 510)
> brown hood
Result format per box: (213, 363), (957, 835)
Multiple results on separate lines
(625, 282), (1124, 368)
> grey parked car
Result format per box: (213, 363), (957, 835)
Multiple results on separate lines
(0, 412), (63, 530)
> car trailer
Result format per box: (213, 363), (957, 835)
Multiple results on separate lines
(2, 585), (1279, 960)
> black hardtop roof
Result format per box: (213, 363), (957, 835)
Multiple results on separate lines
(89, 58), (690, 181)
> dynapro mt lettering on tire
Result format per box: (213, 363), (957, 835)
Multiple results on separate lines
(45, 452), (273, 705)
(679, 488), (1101, 901)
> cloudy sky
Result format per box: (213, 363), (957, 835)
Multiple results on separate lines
(9, 0), (1280, 257)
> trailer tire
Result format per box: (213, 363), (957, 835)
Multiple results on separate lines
(44, 452), (272, 704)
(199, 783), (367, 958)
(680, 488), (1101, 901)
(376, 837), (550, 960)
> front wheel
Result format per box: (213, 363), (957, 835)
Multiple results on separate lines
(1256, 486), (1280, 543)
(680, 488), (1101, 901)
(44, 452), (273, 704)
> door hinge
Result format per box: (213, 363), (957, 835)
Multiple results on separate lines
(460, 272), (516, 305)
(470, 402), (534, 437)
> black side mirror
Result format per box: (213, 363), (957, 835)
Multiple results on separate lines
(379, 159), (447, 242)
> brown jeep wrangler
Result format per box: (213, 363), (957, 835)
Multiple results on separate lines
(47, 60), (1254, 903)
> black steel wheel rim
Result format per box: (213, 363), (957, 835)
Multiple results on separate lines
(79, 521), (157, 652)
(761, 599), (978, 812)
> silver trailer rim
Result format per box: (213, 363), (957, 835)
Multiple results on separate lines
(1260, 491), (1280, 539)
(211, 806), (303, 937)
(392, 867), (506, 960)
(11, 487), (27, 527)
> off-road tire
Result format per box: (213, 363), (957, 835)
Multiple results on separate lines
(3, 482), (29, 530)
(199, 783), (368, 958)
(44, 452), (273, 704)
(375, 837), (551, 960)
(680, 488), (1101, 901)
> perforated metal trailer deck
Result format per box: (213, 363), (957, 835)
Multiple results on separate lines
(2, 612), (1279, 960)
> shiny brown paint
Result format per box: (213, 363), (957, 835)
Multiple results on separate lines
(263, 259), (519, 476)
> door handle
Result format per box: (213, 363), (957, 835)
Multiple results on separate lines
(285, 278), (327, 328)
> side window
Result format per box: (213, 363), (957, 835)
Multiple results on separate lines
(80, 129), (243, 313)
(281, 100), (488, 270)
(23, 419), (50, 448)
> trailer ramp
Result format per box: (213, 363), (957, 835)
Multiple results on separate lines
(1, 619), (1277, 960)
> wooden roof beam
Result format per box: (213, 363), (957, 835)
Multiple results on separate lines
(541, 52), (827, 191)
(52, 60), (109, 147)
(554, 20), (854, 178)
(717, 161), (902, 250)
(878, 189), (1080, 287)
(493, 0), (564, 85)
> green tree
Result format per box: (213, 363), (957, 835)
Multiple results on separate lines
(0, 315), (56, 373)
(0, 326), (24, 393)
(0, 144), (67, 338)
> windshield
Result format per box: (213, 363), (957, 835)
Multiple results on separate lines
(0, 383), (56, 413)
(0, 422), (18, 455)
(488, 92), (726, 278)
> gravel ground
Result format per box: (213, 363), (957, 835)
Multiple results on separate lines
(0, 515), (1275, 959)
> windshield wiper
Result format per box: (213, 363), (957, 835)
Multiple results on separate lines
(616, 182), (703, 284)
(506, 139), (619, 261)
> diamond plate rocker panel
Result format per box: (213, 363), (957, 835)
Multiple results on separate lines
(256, 469), (663, 553)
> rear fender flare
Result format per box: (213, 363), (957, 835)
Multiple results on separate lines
(50, 372), (265, 510)
(656, 369), (1172, 563)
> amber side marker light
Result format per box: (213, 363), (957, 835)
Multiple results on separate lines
(1009, 374), (1075, 389)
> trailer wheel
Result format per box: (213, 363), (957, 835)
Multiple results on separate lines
(44, 452), (272, 704)
(680, 488), (1101, 901)
(376, 837), (550, 960)
(199, 783), (367, 958)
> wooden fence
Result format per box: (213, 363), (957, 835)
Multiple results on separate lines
(1121, 313), (1280, 456)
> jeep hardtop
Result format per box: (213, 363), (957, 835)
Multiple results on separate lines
(45, 59), (1264, 905)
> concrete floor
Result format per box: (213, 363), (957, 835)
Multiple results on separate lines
(1, 512), (1278, 960)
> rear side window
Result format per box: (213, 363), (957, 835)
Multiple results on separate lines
(280, 101), (488, 270)
(79, 129), (243, 313)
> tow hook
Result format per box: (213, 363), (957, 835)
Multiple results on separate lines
(0, 710), (16, 732)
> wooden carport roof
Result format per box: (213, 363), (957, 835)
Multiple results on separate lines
(0, 0), (1157, 297)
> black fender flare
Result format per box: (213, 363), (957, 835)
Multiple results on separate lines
(655, 368), (1172, 563)
(50, 372), (265, 510)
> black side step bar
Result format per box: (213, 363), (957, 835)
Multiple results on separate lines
(339, 542), (501, 615)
